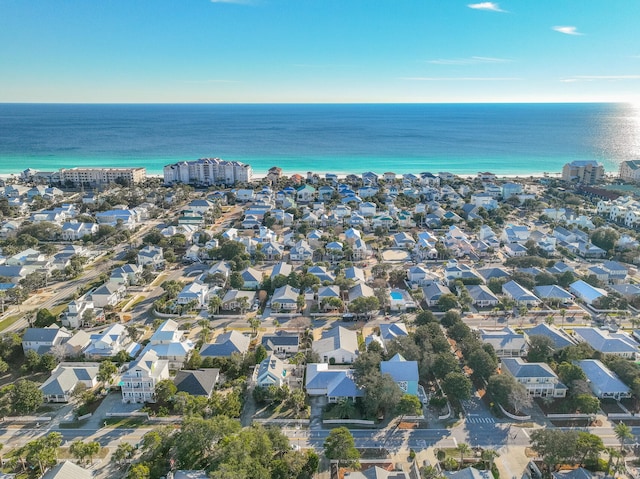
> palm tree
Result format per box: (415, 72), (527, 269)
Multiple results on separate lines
(545, 315), (554, 325)
(604, 447), (621, 475)
(456, 443), (471, 470)
(208, 295), (222, 316)
(614, 422), (633, 452)
(560, 308), (566, 328)
(481, 449), (499, 472)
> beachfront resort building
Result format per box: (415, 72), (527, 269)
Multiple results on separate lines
(619, 160), (640, 183)
(163, 158), (253, 186)
(561, 160), (604, 185)
(58, 167), (146, 186)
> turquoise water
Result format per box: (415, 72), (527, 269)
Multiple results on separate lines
(390, 291), (404, 300)
(1, 103), (637, 176)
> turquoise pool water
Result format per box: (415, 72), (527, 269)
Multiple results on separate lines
(390, 291), (403, 300)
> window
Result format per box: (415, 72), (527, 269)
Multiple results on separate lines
(398, 381), (408, 392)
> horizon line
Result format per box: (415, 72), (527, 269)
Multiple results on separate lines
(0, 100), (628, 105)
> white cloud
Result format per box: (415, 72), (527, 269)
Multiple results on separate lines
(561, 75), (640, 82)
(428, 56), (511, 65)
(401, 77), (520, 81)
(467, 2), (506, 12)
(552, 26), (583, 36)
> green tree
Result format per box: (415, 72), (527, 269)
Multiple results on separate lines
(229, 271), (244, 289)
(323, 427), (360, 468)
(208, 295), (222, 316)
(432, 353), (459, 380)
(127, 463), (151, 479)
(614, 421), (633, 451)
(590, 227), (619, 254)
(97, 360), (118, 386)
(248, 317), (261, 336)
(456, 443), (471, 469)
(467, 348), (498, 382)
(112, 442), (134, 466)
(437, 294), (459, 311)
(527, 335), (555, 362)
(349, 296), (380, 318)
(441, 372), (471, 401)
(396, 394), (422, 418)
(155, 379), (177, 404)
(11, 379), (44, 414)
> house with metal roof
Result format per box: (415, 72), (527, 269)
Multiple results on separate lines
(422, 283), (453, 307)
(140, 319), (195, 368)
(501, 358), (567, 398)
(305, 363), (363, 403)
(480, 327), (527, 358)
(42, 460), (92, 479)
(22, 326), (72, 355)
(533, 285), (574, 304)
(467, 285), (500, 307)
(271, 285), (300, 312)
(524, 323), (576, 350)
(502, 280), (540, 306)
(575, 359), (631, 400)
(261, 332), (300, 355)
(345, 465), (413, 479)
(40, 362), (100, 403)
(121, 349), (170, 403)
(173, 369), (219, 397)
(380, 353), (419, 396)
(200, 330), (250, 358)
(379, 323), (409, 344)
(313, 326), (359, 364)
(572, 327), (639, 359)
(256, 354), (286, 387)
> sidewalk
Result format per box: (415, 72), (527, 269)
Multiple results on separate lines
(496, 446), (530, 479)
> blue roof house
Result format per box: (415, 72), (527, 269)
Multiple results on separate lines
(380, 353), (419, 396)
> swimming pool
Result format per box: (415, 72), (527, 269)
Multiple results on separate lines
(390, 291), (404, 301)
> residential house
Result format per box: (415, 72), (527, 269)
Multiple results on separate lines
(61, 221), (99, 241)
(22, 326), (72, 354)
(221, 289), (256, 311)
(572, 327), (639, 359)
(501, 357), (567, 398)
(261, 332), (300, 356)
(524, 323), (576, 351)
(533, 285), (574, 304)
(290, 240), (313, 262)
(40, 362), (100, 402)
(63, 330), (91, 358)
(379, 323), (409, 344)
(141, 319), (195, 368)
(177, 282), (210, 309)
(174, 369), (220, 397)
(466, 285), (500, 307)
(502, 281), (540, 306)
(569, 280), (607, 305)
(271, 285), (300, 312)
(240, 267), (262, 289)
(62, 299), (104, 329)
(85, 323), (139, 358)
(256, 354), (286, 387)
(422, 283), (453, 307)
(480, 328), (527, 358)
(380, 353), (419, 397)
(110, 264), (143, 286)
(121, 350), (170, 403)
(305, 363), (363, 403)
(137, 245), (165, 269)
(90, 281), (126, 308)
(200, 330), (251, 358)
(42, 461), (93, 479)
(575, 359), (631, 400)
(313, 326), (359, 364)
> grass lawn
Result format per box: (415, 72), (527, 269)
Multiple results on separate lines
(0, 314), (22, 331)
(256, 401), (309, 420)
(104, 417), (147, 428)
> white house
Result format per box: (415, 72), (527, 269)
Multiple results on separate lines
(120, 350), (170, 403)
(256, 355), (286, 387)
(312, 326), (359, 364)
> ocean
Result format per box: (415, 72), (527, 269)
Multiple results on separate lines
(0, 103), (638, 177)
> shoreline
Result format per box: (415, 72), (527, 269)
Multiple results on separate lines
(0, 168), (564, 182)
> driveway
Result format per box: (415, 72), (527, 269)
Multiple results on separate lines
(83, 391), (142, 429)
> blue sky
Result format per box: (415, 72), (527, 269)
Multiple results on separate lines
(1, 0), (639, 103)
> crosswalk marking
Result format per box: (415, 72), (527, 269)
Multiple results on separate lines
(465, 416), (495, 424)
